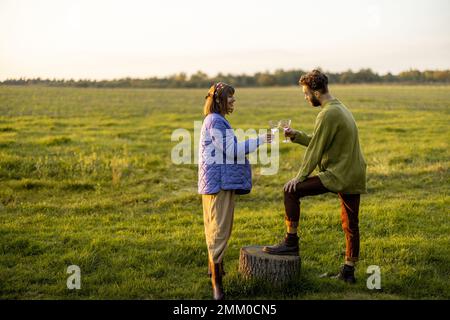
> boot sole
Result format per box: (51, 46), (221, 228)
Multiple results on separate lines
(262, 249), (299, 256)
(320, 273), (356, 284)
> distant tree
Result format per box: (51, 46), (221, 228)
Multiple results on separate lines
(190, 71), (211, 88)
(1, 68), (449, 88)
(255, 72), (276, 86)
(382, 72), (396, 83)
(398, 69), (423, 82)
(340, 70), (356, 83)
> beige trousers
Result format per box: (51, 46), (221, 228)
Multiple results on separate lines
(202, 190), (235, 264)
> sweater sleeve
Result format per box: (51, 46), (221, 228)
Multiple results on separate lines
(210, 119), (263, 161)
(290, 130), (313, 146)
(295, 110), (337, 181)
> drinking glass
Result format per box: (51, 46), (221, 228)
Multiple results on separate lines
(268, 120), (279, 144)
(279, 119), (291, 143)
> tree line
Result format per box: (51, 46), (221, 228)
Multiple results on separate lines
(1, 68), (449, 88)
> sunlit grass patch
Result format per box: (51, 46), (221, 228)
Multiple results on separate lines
(0, 85), (448, 299)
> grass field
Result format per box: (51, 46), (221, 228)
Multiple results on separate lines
(0, 85), (449, 300)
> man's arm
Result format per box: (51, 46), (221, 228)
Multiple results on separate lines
(295, 111), (337, 182)
(290, 130), (313, 146)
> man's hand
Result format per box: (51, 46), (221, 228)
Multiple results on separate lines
(284, 128), (296, 139)
(284, 177), (300, 193)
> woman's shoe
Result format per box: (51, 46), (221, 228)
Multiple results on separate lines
(211, 262), (224, 300)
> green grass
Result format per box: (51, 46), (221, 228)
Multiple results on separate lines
(0, 85), (449, 299)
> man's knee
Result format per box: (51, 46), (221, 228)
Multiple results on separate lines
(284, 188), (301, 200)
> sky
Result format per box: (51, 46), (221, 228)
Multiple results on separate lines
(0, 0), (449, 80)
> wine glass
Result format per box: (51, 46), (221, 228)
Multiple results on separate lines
(279, 119), (291, 143)
(268, 120), (279, 144)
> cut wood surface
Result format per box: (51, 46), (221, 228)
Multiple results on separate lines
(239, 245), (301, 284)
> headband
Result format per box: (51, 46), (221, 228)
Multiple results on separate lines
(205, 82), (226, 102)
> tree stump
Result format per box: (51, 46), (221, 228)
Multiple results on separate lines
(238, 245), (301, 285)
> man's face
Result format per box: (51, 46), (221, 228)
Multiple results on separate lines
(302, 85), (321, 107)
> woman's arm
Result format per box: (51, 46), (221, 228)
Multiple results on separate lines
(209, 119), (265, 161)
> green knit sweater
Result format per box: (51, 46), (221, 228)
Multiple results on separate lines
(291, 99), (367, 194)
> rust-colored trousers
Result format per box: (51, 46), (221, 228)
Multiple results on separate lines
(284, 176), (360, 262)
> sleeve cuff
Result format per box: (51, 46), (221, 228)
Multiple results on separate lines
(295, 173), (307, 182)
(258, 135), (266, 146)
(290, 130), (301, 143)
(290, 132), (298, 142)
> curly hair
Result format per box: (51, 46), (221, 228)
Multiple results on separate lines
(299, 70), (329, 94)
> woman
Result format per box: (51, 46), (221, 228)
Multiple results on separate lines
(198, 82), (271, 300)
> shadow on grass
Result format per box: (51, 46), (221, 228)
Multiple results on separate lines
(223, 270), (321, 299)
(61, 181), (96, 191)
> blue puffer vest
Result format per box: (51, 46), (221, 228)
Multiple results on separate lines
(198, 113), (261, 195)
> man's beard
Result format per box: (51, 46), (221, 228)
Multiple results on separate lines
(310, 96), (321, 107)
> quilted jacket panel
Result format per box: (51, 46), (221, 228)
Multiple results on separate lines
(198, 113), (253, 195)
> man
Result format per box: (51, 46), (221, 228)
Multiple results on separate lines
(263, 70), (367, 283)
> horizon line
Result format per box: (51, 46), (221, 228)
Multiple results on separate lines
(2, 67), (449, 82)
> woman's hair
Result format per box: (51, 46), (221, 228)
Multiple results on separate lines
(203, 82), (235, 116)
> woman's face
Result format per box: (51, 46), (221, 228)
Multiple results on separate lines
(226, 94), (235, 114)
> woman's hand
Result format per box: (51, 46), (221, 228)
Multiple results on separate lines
(260, 133), (274, 144)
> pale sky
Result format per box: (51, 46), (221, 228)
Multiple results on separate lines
(0, 0), (449, 80)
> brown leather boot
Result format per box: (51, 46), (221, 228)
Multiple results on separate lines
(211, 262), (224, 300)
(208, 260), (225, 277)
(262, 233), (299, 256)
